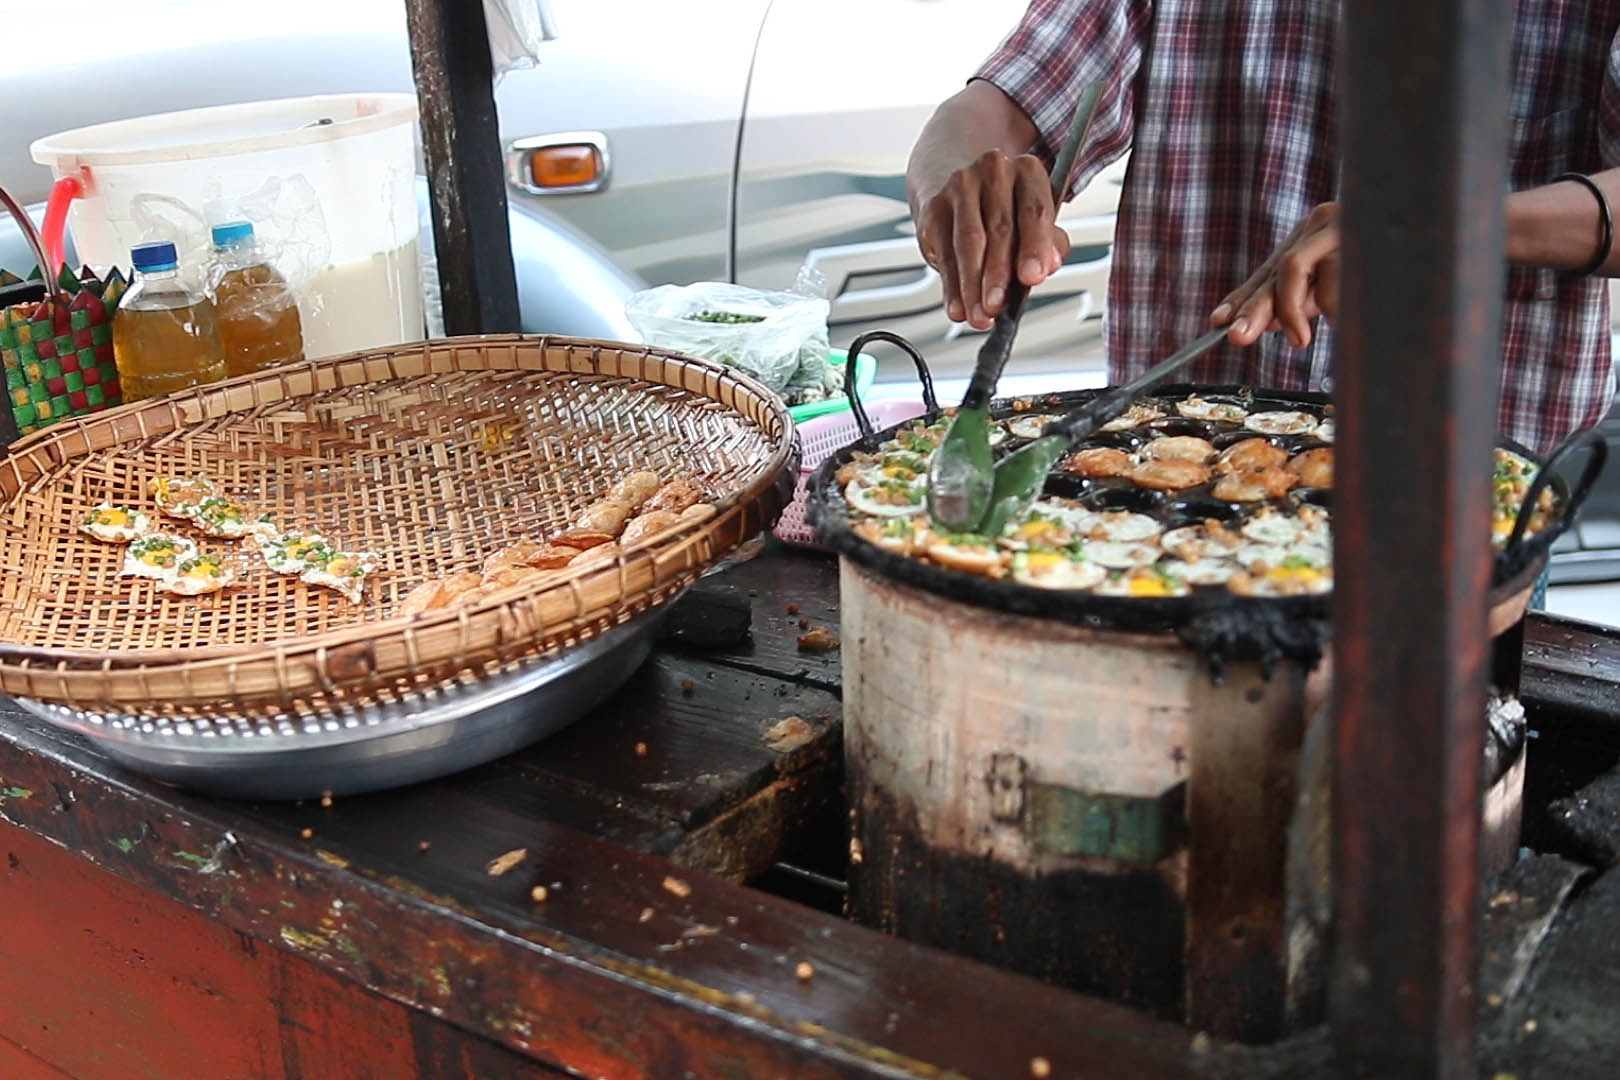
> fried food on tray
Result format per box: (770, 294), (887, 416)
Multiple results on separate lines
(479, 565), (547, 591)
(399, 571), (484, 616)
(483, 541), (579, 575)
(621, 510), (681, 546)
(81, 504), (152, 543)
(1216, 438), (1289, 474)
(398, 579), (448, 618)
(553, 529), (617, 551)
(1063, 447), (1134, 479)
(608, 471), (663, 510)
(158, 553), (239, 596)
(392, 467), (712, 618)
(644, 478), (705, 514)
(558, 499), (633, 546)
(1130, 458), (1211, 491)
(1212, 465), (1296, 502)
(1141, 435), (1216, 464)
(1288, 447), (1334, 488)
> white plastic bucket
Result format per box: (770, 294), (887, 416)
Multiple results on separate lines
(31, 94), (424, 360)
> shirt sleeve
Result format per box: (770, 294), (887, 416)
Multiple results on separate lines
(973, 0), (1152, 198)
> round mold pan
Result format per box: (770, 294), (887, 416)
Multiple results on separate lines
(1073, 429), (1148, 453)
(1141, 417), (1232, 441)
(1079, 483), (1166, 515)
(1041, 473), (1092, 501)
(1247, 396), (1330, 417)
(1162, 494), (1247, 529)
(807, 380), (1576, 639)
(1290, 486), (1332, 512)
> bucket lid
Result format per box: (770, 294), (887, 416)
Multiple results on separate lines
(30, 94), (419, 169)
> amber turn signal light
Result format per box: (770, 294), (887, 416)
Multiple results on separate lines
(528, 144), (601, 190)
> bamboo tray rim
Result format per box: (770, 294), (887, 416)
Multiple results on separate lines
(0, 333), (795, 712)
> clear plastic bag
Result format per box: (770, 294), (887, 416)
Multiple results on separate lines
(485, 0), (558, 83)
(624, 271), (831, 400)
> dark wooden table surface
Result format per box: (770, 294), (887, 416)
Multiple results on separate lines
(0, 544), (1617, 1079)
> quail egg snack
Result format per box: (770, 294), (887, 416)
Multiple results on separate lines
(828, 391), (1558, 600)
(80, 504), (152, 543)
(73, 476), (381, 605)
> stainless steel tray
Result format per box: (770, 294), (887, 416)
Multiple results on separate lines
(14, 610), (664, 801)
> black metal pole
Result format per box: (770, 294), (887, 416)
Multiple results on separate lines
(404, 0), (522, 336)
(1332, 1), (1511, 1077)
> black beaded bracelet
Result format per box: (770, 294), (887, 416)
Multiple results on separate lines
(1555, 171), (1613, 277)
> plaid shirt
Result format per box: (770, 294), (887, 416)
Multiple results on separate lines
(978, 0), (1620, 452)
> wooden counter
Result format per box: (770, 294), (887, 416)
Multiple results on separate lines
(0, 545), (1616, 1078)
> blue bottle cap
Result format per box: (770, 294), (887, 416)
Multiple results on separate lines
(130, 242), (179, 272)
(211, 221), (255, 248)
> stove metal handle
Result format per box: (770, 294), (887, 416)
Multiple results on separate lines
(841, 330), (938, 438)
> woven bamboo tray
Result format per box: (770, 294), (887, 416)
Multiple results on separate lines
(0, 334), (795, 718)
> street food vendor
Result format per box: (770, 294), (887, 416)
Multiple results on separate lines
(907, 0), (1620, 459)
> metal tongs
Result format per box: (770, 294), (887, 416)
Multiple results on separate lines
(978, 326), (1231, 536)
(926, 81), (1106, 532)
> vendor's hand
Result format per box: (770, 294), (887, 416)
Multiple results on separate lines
(1211, 202), (1342, 348)
(916, 149), (1071, 331)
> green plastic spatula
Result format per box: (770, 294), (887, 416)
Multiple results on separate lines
(926, 81), (1105, 532)
(978, 326), (1231, 538)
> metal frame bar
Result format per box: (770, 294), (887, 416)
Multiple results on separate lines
(404, 0), (522, 336)
(1332, 1), (1512, 1075)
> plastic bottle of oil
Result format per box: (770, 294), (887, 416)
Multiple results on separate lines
(208, 221), (306, 375)
(112, 242), (226, 400)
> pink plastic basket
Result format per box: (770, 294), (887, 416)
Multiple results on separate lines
(774, 399), (929, 549)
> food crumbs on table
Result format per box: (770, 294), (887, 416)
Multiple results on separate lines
(634, 741), (648, 756)
(764, 715), (813, 753)
(796, 626), (839, 652)
(663, 875), (692, 899)
(638, 907), (655, 923)
(787, 602), (799, 614)
(1489, 889), (1519, 909)
(418, 840), (432, 853)
(681, 678), (695, 695)
(1524, 1019), (1539, 1034)
(319, 792), (333, 808)
(299, 827), (313, 840)
(1486, 993), (1504, 1008)
(1030, 1058), (1052, 1079)
(486, 848), (528, 876)
(795, 961), (814, 982)
(531, 885), (549, 903)
(797, 616), (810, 629)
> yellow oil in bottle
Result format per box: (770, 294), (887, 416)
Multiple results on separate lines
(209, 222), (306, 376)
(112, 242), (226, 401)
